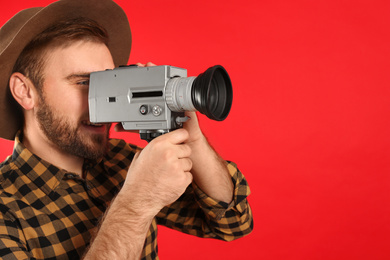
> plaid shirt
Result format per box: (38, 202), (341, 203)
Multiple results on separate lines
(0, 132), (253, 259)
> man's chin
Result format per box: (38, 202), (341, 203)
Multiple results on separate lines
(74, 130), (110, 159)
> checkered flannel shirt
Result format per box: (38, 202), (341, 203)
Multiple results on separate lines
(0, 132), (253, 259)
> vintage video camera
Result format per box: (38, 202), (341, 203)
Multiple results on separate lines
(89, 65), (233, 142)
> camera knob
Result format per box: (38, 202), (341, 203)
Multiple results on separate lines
(139, 105), (148, 115)
(152, 105), (163, 116)
(175, 116), (190, 127)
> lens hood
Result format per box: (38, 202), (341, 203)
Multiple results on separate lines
(192, 65), (233, 121)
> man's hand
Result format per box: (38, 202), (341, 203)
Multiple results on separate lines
(182, 111), (234, 204)
(135, 62), (156, 67)
(121, 128), (193, 215)
(182, 111), (204, 144)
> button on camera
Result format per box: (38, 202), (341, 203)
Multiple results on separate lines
(139, 105), (148, 115)
(152, 105), (163, 116)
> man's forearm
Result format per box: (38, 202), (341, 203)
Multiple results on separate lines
(83, 192), (154, 260)
(189, 135), (234, 204)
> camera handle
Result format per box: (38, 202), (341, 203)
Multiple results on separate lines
(139, 116), (190, 142)
(140, 130), (169, 142)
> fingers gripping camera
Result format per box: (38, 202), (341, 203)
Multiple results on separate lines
(88, 65), (233, 141)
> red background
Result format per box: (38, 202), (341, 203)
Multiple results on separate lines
(1, 0), (390, 259)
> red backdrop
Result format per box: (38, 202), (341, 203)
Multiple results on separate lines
(1, 0), (390, 259)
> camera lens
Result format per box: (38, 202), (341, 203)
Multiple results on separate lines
(191, 65), (233, 121)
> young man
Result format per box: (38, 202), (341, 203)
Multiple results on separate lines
(0, 0), (253, 259)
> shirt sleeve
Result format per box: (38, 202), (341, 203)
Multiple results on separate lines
(0, 205), (35, 260)
(156, 161), (253, 241)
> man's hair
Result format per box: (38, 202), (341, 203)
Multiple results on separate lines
(12, 17), (109, 92)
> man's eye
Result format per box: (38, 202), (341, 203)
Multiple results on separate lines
(78, 80), (90, 86)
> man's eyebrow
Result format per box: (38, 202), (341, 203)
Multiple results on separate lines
(65, 73), (91, 80)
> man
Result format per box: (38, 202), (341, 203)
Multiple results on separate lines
(0, 0), (253, 259)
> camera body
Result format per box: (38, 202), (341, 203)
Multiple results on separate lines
(89, 65), (189, 140)
(89, 64), (233, 141)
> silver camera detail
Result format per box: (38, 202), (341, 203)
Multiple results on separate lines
(89, 65), (233, 141)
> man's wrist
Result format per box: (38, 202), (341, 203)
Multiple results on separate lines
(114, 188), (160, 219)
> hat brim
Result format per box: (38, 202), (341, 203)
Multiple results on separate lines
(0, 0), (131, 140)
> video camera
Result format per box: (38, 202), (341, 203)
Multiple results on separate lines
(88, 65), (233, 142)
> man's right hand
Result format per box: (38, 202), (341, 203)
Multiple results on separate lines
(121, 128), (193, 216)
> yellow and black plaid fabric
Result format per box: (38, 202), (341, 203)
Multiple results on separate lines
(0, 132), (253, 259)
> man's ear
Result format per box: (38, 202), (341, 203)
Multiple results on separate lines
(9, 72), (38, 110)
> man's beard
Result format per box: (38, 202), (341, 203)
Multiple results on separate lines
(36, 94), (110, 160)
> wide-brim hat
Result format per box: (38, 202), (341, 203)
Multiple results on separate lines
(0, 0), (131, 140)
